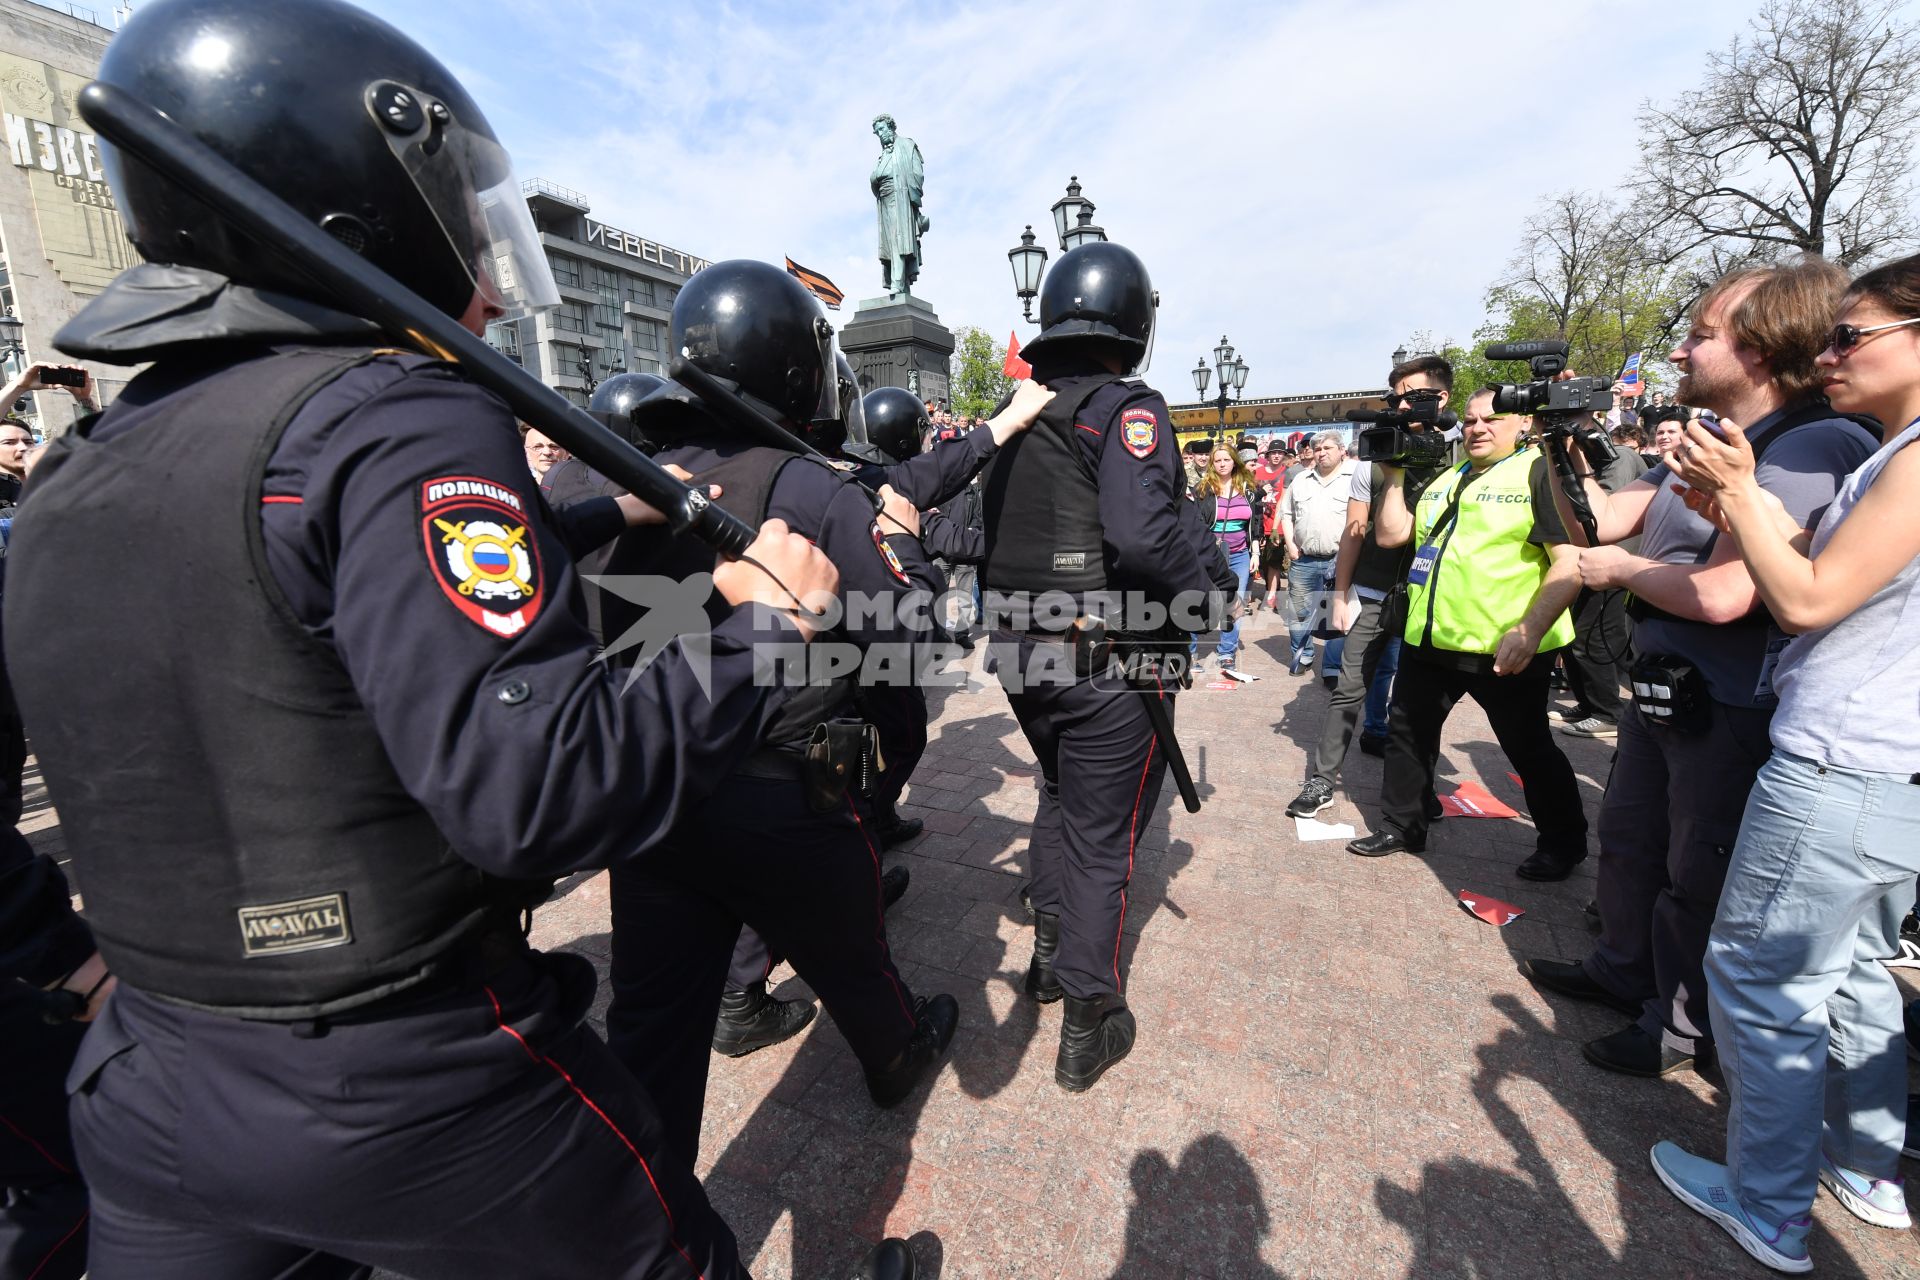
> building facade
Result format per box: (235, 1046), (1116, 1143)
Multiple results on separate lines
(500, 180), (711, 407)
(0, 0), (132, 435)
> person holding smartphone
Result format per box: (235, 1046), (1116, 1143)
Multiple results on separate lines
(1521, 257), (1878, 1084)
(1650, 250), (1920, 1273)
(0, 364), (98, 453)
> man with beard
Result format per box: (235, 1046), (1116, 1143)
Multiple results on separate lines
(1523, 257), (1879, 1080)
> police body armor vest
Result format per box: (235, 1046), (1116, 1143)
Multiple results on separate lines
(601, 441), (851, 747)
(979, 373), (1127, 599)
(7, 348), (541, 1019)
(1404, 447), (1575, 655)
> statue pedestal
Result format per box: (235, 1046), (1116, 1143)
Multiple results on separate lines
(839, 295), (955, 408)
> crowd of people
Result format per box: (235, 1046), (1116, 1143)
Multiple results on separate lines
(1163, 254), (1920, 1275)
(1, 2), (1919, 1278)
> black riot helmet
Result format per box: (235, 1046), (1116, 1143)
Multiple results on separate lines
(95, 0), (559, 322)
(1020, 241), (1159, 373)
(589, 371), (667, 448)
(588, 371), (666, 419)
(670, 260), (837, 435)
(808, 352), (868, 455)
(863, 386), (930, 465)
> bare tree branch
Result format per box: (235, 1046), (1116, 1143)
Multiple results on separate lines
(1636, 0), (1920, 267)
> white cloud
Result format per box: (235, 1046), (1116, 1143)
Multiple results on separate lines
(359, 0), (1765, 393)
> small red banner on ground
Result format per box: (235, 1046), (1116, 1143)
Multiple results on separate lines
(1004, 331), (1032, 380)
(1458, 890), (1524, 926)
(1439, 780), (1519, 819)
(1203, 679), (1237, 691)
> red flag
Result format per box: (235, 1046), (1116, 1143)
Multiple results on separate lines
(1004, 331), (1032, 380)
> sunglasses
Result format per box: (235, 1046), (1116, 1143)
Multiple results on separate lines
(1826, 315), (1920, 355)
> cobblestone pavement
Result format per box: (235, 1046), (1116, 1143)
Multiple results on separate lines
(27, 616), (1920, 1278)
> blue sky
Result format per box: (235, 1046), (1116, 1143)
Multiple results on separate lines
(353, 0), (1767, 396)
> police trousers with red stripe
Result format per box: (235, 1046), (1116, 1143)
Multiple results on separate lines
(65, 953), (744, 1280)
(993, 632), (1170, 1003)
(605, 772), (921, 1167)
(0, 991), (89, 1280)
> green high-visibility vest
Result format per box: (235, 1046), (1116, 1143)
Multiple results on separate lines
(1403, 446), (1574, 656)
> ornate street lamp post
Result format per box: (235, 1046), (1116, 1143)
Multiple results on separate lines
(1009, 179), (1109, 324)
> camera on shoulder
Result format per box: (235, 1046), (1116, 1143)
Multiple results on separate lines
(1346, 388), (1455, 469)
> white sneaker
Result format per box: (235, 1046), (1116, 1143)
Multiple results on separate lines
(1885, 911), (1920, 970)
(1819, 1153), (1912, 1229)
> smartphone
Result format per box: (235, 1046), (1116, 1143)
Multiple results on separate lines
(1695, 409), (1727, 440)
(38, 367), (86, 388)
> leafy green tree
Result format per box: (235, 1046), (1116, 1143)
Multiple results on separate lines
(1482, 190), (1692, 391)
(948, 325), (1012, 418)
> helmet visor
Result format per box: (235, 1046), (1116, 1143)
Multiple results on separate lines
(369, 81), (559, 321)
(1134, 289), (1161, 375)
(837, 363), (868, 445)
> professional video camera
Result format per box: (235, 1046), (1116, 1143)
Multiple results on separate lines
(1484, 339), (1618, 542)
(1345, 388), (1456, 468)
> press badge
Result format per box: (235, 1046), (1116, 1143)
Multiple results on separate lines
(1406, 543), (1441, 587)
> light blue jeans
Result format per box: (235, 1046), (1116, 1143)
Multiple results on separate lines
(1705, 750), (1920, 1225)
(1285, 555), (1344, 675)
(1214, 547), (1252, 665)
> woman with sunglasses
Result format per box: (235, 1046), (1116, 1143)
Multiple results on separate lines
(1653, 254), (1920, 1272)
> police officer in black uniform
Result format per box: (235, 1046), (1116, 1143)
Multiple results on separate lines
(545, 370), (668, 645)
(2, 2), (918, 1276)
(863, 386), (985, 566)
(980, 241), (1220, 1092)
(599, 260), (1055, 1167)
(0, 825), (98, 1280)
(707, 365), (924, 1061)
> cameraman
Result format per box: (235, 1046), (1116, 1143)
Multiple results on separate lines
(1523, 258), (1878, 1079)
(1287, 354), (1451, 818)
(1347, 388), (1589, 881)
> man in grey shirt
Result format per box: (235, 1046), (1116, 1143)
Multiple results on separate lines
(1522, 258), (1878, 1080)
(1288, 356), (1454, 818)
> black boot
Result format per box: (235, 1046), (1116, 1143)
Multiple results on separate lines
(881, 864), (910, 909)
(710, 980), (816, 1058)
(865, 993), (959, 1107)
(1025, 910), (1063, 1003)
(875, 801), (924, 849)
(853, 1237), (917, 1279)
(1056, 994), (1135, 1093)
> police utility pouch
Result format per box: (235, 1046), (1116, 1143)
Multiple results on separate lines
(1630, 655), (1710, 734)
(804, 718), (871, 813)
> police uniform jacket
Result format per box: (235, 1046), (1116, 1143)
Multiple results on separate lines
(4, 265), (805, 1017)
(982, 360), (1219, 628)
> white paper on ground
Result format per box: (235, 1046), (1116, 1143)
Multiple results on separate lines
(1221, 668), (1261, 682)
(1294, 816), (1356, 841)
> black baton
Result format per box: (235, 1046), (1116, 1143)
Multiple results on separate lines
(1140, 677), (1201, 813)
(77, 81), (753, 556)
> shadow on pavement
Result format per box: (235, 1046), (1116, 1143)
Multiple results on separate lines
(685, 696), (1198, 1276)
(1106, 1134), (1290, 1278)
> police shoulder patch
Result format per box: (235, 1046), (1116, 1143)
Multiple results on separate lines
(871, 521), (913, 585)
(419, 474), (545, 638)
(1121, 407), (1160, 459)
